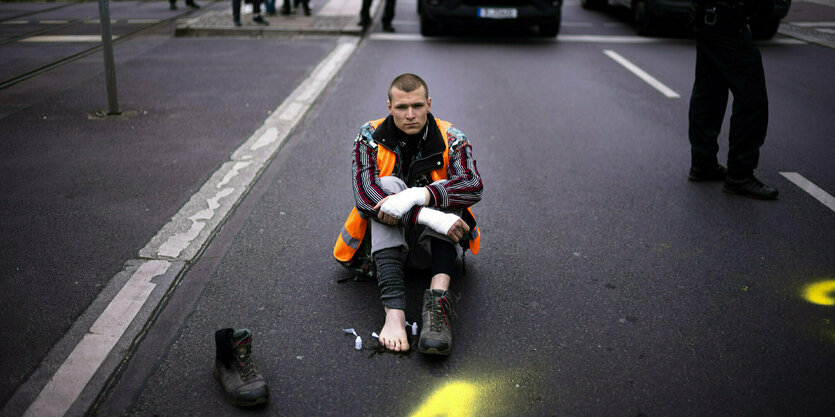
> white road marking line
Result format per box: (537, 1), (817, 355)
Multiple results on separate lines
(562, 21), (593, 27)
(20, 35), (113, 42)
(85, 19), (117, 24)
(818, 28), (835, 34)
(20, 36), (360, 417)
(560, 34), (666, 43)
(1, 20), (28, 24)
(39, 20), (70, 24)
(23, 261), (172, 417)
(603, 49), (680, 98)
(793, 21), (835, 27)
(368, 33), (670, 43)
(780, 172), (835, 212)
(127, 19), (161, 24)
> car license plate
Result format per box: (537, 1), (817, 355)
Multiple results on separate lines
(477, 7), (518, 19)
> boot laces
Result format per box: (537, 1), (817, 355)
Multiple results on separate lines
(430, 293), (456, 332)
(232, 338), (258, 381)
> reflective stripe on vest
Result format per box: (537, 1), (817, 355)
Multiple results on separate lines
(333, 118), (479, 262)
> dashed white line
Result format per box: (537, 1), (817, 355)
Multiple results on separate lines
(39, 20), (69, 24)
(780, 172), (835, 212)
(1, 20), (28, 24)
(127, 19), (161, 24)
(85, 19), (117, 24)
(603, 49), (680, 98)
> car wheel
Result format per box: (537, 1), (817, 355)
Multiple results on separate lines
(750, 18), (780, 39)
(633, 0), (657, 36)
(581, 0), (607, 10)
(540, 14), (561, 37)
(420, 13), (439, 36)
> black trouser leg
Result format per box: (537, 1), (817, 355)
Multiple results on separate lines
(360, 0), (372, 22)
(382, 0), (396, 26)
(232, 0), (241, 21)
(689, 26), (768, 178)
(688, 35), (729, 169)
(725, 29), (768, 178)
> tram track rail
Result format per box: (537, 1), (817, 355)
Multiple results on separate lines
(0, 1), (215, 92)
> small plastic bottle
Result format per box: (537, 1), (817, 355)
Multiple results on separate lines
(355, 336), (362, 350)
(411, 322), (418, 335)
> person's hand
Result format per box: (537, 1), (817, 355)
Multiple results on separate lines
(379, 187), (429, 220)
(373, 196), (399, 225)
(445, 218), (470, 243)
(416, 208), (470, 243)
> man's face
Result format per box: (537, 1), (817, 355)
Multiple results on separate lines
(388, 86), (431, 135)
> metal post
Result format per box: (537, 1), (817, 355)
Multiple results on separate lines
(97, 0), (120, 115)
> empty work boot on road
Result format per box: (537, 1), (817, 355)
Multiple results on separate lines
(214, 328), (269, 407)
(418, 289), (454, 355)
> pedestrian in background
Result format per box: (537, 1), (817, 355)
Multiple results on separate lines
(232, 0), (269, 26)
(359, 0), (396, 32)
(687, 0), (778, 199)
(169, 0), (200, 10)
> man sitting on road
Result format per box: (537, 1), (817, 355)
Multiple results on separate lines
(334, 73), (483, 355)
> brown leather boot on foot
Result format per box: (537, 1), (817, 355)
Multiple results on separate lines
(418, 289), (454, 355)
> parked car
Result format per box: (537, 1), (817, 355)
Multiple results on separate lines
(418, 0), (564, 37)
(581, 0), (791, 39)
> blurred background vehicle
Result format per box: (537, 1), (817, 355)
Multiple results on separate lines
(581, 0), (791, 38)
(418, 0), (564, 37)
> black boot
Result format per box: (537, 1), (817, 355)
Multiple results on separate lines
(723, 175), (778, 200)
(214, 328), (269, 407)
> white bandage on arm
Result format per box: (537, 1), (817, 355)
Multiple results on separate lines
(417, 208), (459, 236)
(380, 187), (427, 219)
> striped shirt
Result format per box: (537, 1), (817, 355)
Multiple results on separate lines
(352, 119), (483, 226)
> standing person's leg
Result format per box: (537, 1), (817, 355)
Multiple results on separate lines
(232, 0), (242, 25)
(724, 27), (768, 180)
(688, 29), (730, 181)
(252, 0), (268, 24)
(359, 0), (372, 26)
(382, 0), (396, 31)
(706, 27), (777, 198)
(264, 0), (276, 15)
(280, 0), (291, 15)
(371, 176), (411, 351)
(170, 0), (177, 11)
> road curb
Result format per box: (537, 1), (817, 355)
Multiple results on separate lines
(778, 22), (835, 49)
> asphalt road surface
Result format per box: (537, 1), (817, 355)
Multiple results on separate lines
(2, 1), (834, 416)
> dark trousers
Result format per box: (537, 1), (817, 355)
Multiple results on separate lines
(361, 0), (396, 25)
(233, 0), (263, 20)
(688, 24), (768, 179)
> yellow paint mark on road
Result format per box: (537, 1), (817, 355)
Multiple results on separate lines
(409, 381), (478, 417)
(802, 280), (835, 306)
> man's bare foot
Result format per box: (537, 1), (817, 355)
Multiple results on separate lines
(379, 308), (409, 352)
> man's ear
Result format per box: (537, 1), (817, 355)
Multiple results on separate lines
(387, 100), (392, 114)
(427, 97), (431, 112)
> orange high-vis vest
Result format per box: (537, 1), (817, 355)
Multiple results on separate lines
(333, 118), (480, 263)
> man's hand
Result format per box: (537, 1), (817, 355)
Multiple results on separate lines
(446, 218), (470, 243)
(379, 187), (429, 220)
(416, 208), (471, 243)
(373, 196), (399, 225)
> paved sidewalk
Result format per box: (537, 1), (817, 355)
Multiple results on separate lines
(176, 0), (379, 36)
(779, 0), (835, 48)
